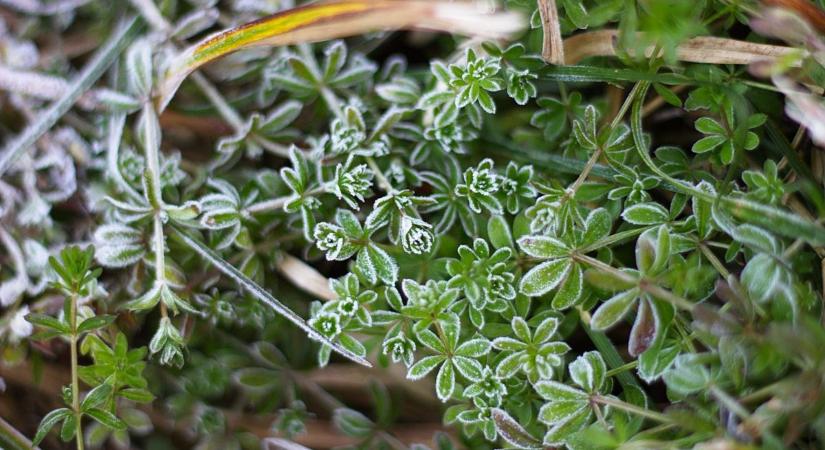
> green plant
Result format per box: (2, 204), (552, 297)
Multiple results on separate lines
(2, 0), (825, 449)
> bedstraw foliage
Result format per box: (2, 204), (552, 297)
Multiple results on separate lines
(2, 1), (825, 449)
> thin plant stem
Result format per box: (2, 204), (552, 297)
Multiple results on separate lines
(699, 243), (730, 278)
(129, 0), (291, 159)
(245, 186), (326, 215)
(605, 360), (639, 378)
(69, 292), (84, 450)
(572, 252), (696, 311)
(592, 395), (674, 425)
(567, 82), (643, 199)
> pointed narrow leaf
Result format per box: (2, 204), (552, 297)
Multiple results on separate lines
(33, 408), (72, 445)
(86, 408), (127, 430)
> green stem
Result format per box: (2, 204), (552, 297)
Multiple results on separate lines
(245, 186), (326, 215)
(605, 360), (639, 378)
(69, 293), (84, 450)
(578, 226), (653, 253)
(698, 243), (730, 278)
(709, 385), (751, 421)
(592, 395), (674, 425)
(366, 156), (394, 193)
(142, 105), (169, 318)
(572, 253), (695, 311)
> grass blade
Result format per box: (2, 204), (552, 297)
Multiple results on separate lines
(171, 225), (372, 367)
(0, 17), (141, 177)
(158, 0), (523, 109)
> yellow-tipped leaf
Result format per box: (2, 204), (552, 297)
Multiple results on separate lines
(158, 0), (524, 109)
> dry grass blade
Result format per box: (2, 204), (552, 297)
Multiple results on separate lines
(157, 0), (524, 109)
(563, 29), (802, 65)
(277, 253), (336, 301)
(537, 0), (564, 65)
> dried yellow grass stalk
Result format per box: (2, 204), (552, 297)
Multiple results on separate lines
(537, 0), (564, 65)
(563, 29), (802, 65)
(157, 0), (524, 109)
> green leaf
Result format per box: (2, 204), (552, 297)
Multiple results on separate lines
(26, 313), (70, 334)
(534, 380), (588, 401)
(694, 117), (724, 134)
(407, 355), (444, 380)
(86, 408), (127, 430)
(621, 203), (669, 225)
(59, 414), (77, 442)
(543, 409), (592, 446)
(539, 400), (589, 425)
(653, 82), (682, 107)
(118, 388), (155, 403)
(370, 245), (399, 285)
(488, 215), (514, 249)
(552, 263), (584, 310)
(235, 367), (277, 389)
(333, 408), (373, 438)
(81, 384), (113, 411)
(569, 351), (606, 393)
(590, 289), (638, 330)
(691, 134), (726, 154)
(491, 408), (542, 449)
(663, 355), (711, 396)
(581, 208), (612, 246)
(436, 361), (455, 401)
(517, 235), (569, 259)
(77, 315), (116, 334)
(520, 258), (572, 297)
(455, 338), (491, 358)
(33, 408), (72, 445)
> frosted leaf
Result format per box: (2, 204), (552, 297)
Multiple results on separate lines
(21, 239), (47, 275)
(0, 277), (26, 307)
(17, 193), (50, 227)
(8, 305), (32, 342)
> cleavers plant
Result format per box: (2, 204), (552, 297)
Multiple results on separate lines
(1, 0), (825, 449)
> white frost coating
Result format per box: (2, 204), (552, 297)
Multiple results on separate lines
(435, 361), (455, 402)
(519, 258), (571, 297)
(406, 355), (443, 380)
